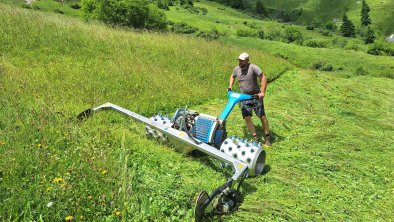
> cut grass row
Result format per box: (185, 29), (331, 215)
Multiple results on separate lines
(180, 69), (394, 221)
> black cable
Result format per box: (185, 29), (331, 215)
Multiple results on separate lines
(182, 113), (202, 145)
(236, 171), (248, 192)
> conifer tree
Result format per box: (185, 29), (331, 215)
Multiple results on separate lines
(365, 26), (375, 44)
(361, 0), (371, 27)
(230, 0), (245, 10)
(157, 0), (169, 10)
(255, 0), (268, 17)
(340, 13), (356, 37)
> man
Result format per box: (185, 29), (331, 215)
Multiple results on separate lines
(228, 52), (272, 147)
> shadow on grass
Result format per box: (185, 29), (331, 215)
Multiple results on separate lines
(261, 164), (271, 175)
(190, 152), (263, 222)
(187, 142), (274, 221)
(189, 152), (232, 178)
(205, 179), (260, 222)
(189, 152), (269, 191)
(242, 124), (285, 144)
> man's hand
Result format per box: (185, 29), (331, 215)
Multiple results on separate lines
(256, 92), (265, 99)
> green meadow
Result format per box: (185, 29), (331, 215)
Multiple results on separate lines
(165, 1), (393, 76)
(262, 0), (394, 34)
(1, 2), (394, 222)
(223, 36), (394, 78)
(165, 0), (394, 78)
(2, 0), (81, 17)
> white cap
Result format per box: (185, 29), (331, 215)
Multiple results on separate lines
(238, 52), (249, 61)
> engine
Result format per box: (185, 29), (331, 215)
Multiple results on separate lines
(172, 108), (227, 147)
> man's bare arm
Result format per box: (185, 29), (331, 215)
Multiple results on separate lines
(259, 74), (267, 98)
(229, 75), (235, 90)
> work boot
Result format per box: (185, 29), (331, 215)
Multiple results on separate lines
(264, 134), (272, 147)
(252, 134), (259, 142)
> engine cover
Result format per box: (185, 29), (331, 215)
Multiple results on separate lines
(192, 113), (220, 144)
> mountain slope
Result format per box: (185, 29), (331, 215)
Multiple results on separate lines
(264, 0), (394, 35)
(0, 3), (393, 221)
(166, 0), (394, 78)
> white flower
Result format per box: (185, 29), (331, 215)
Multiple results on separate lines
(47, 202), (54, 208)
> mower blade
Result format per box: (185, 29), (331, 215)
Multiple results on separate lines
(76, 108), (94, 120)
(194, 191), (209, 222)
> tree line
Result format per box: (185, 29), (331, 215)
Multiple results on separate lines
(81, 0), (168, 30)
(211, 0), (376, 44)
(340, 0), (375, 44)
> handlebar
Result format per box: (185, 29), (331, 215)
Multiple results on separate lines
(218, 91), (261, 120)
(251, 95), (259, 100)
(228, 89), (260, 100)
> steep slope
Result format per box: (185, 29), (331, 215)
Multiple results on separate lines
(264, 0), (394, 35)
(1, 4), (393, 221)
(166, 0), (394, 78)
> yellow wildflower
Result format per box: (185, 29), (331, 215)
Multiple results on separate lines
(101, 170), (108, 175)
(115, 211), (121, 216)
(37, 143), (42, 148)
(0, 141), (5, 145)
(53, 177), (63, 183)
(65, 215), (73, 221)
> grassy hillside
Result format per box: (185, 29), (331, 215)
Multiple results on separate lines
(263, 0), (394, 35)
(223, 36), (394, 78)
(166, 0), (251, 34)
(2, 0), (81, 17)
(1, 3), (394, 222)
(5, 0), (394, 60)
(166, 0), (394, 78)
(166, 1), (331, 39)
(0, 4), (288, 221)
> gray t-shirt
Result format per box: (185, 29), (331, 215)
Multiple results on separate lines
(232, 63), (262, 94)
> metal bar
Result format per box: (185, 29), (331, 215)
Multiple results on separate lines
(83, 102), (248, 180)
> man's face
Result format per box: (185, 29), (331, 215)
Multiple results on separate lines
(238, 59), (248, 68)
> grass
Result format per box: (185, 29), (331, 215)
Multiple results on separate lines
(4, 0), (392, 60)
(198, 70), (394, 221)
(3, 0), (81, 17)
(30, 0), (81, 17)
(6, 0), (394, 36)
(166, 0), (251, 34)
(222, 36), (394, 78)
(264, 0), (394, 35)
(0, 5), (288, 221)
(164, 0), (393, 79)
(166, 1), (336, 40)
(1, 3), (394, 222)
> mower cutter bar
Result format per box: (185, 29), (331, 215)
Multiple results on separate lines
(77, 102), (248, 181)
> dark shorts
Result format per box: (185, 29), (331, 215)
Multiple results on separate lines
(240, 99), (265, 118)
